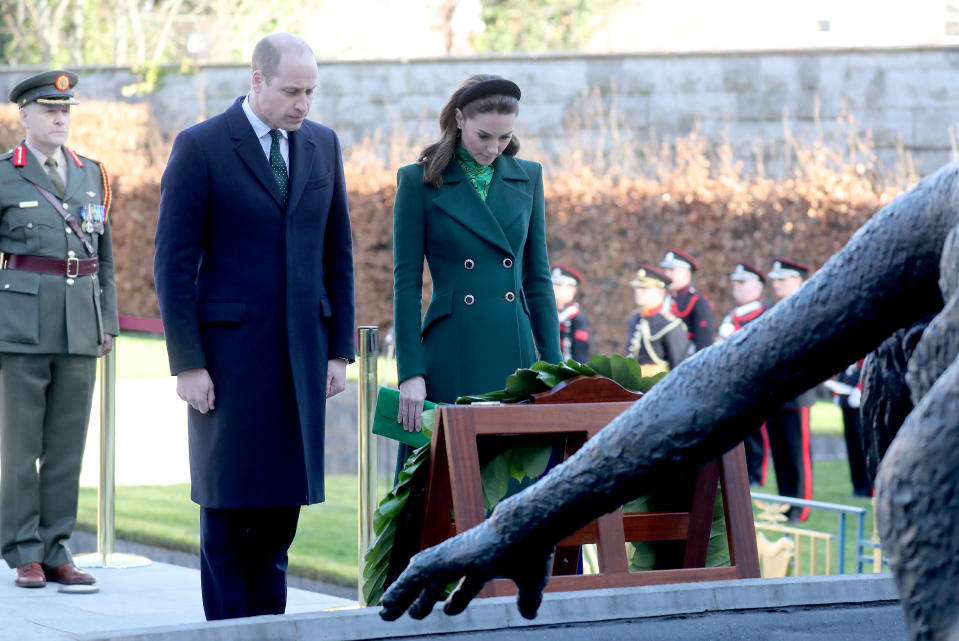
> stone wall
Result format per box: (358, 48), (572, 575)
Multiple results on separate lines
(3, 45), (958, 176)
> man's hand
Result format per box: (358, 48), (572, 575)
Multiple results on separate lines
(327, 359), (347, 398)
(99, 334), (114, 356)
(398, 375), (427, 432)
(379, 515), (553, 621)
(177, 368), (215, 414)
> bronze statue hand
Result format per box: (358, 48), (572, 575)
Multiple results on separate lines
(379, 516), (555, 621)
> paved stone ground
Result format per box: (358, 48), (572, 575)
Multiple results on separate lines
(0, 561), (355, 641)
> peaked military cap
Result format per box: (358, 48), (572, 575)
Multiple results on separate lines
(659, 248), (699, 272)
(551, 264), (584, 286)
(9, 70), (79, 107)
(729, 262), (766, 284)
(768, 258), (811, 280)
(629, 264), (672, 288)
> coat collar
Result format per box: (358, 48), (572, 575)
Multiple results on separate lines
(433, 153), (531, 256)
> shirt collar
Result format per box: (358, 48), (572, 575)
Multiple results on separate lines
(242, 94), (288, 141)
(24, 141), (64, 169)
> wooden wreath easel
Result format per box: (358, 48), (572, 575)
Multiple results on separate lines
(417, 376), (760, 597)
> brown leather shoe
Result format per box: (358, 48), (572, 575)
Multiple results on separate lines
(15, 562), (46, 588)
(43, 563), (95, 585)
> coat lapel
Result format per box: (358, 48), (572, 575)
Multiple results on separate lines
(225, 98), (285, 209)
(18, 146), (58, 194)
(62, 149), (86, 201)
(485, 155), (532, 253)
(286, 126), (315, 214)
(433, 161), (513, 256)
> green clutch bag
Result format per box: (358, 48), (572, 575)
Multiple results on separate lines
(372, 386), (436, 448)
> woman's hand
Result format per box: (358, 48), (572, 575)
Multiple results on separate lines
(398, 375), (427, 431)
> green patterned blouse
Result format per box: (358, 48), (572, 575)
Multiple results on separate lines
(455, 146), (494, 201)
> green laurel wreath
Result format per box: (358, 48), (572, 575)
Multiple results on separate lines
(361, 354), (727, 606)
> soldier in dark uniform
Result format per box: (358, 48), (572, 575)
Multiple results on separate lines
(551, 264), (589, 363)
(624, 264), (688, 376)
(0, 71), (118, 588)
(831, 360), (871, 497)
(659, 249), (715, 353)
(766, 258), (817, 521)
(717, 262), (768, 486)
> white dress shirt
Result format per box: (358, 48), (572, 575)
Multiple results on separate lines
(241, 94), (289, 172)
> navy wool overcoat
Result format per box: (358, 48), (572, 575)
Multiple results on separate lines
(154, 97), (355, 508)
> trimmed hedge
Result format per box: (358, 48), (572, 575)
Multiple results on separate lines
(1, 102), (904, 357)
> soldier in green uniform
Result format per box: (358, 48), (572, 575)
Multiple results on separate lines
(0, 70), (118, 588)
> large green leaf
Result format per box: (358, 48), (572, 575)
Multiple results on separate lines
(506, 438), (553, 481)
(481, 455), (511, 511)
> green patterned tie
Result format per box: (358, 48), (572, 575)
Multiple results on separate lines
(44, 157), (66, 198)
(269, 129), (288, 201)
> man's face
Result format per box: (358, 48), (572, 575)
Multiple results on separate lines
(553, 283), (577, 308)
(732, 279), (763, 305)
(662, 266), (691, 292)
(251, 51), (317, 131)
(772, 275), (803, 300)
(634, 286), (665, 309)
(19, 103), (71, 153)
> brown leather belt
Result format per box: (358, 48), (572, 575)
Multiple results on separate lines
(2, 254), (98, 278)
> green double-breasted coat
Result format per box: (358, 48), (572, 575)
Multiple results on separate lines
(393, 154), (562, 403)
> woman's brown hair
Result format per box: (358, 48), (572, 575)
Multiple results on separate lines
(417, 74), (520, 188)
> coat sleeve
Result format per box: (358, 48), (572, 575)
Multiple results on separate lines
(154, 130), (209, 375)
(521, 162), (562, 364)
(664, 324), (690, 370)
(96, 163), (119, 336)
(322, 130), (356, 362)
(571, 310), (590, 363)
(692, 295), (716, 351)
(392, 165), (428, 385)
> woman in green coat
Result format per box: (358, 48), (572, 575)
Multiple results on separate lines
(393, 74), (562, 433)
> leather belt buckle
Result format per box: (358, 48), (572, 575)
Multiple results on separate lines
(66, 256), (80, 278)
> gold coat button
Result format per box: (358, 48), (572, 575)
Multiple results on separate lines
(505, 291), (515, 302)
(62, 203), (69, 209)
(464, 258), (475, 270)
(67, 250), (76, 258)
(464, 294), (475, 306)
(65, 278), (75, 286)
(502, 258), (513, 268)
(26, 222), (33, 229)
(3, 284), (9, 289)
(65, 228), (72, 234)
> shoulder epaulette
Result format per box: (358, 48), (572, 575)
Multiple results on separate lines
(0, 147), (13, 161)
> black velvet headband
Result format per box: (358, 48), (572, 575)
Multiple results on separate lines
(456, 79), (522, 108)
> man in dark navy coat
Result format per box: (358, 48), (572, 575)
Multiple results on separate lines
(154, 33), (355, 620)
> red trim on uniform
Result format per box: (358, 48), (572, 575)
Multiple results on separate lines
(670, 289), (700, 318)
(97, 162), (112, 220)
(119, 315), (164, 333)
(733, 305), (765, 330)
(574, 329), (589, 341)
(799, 406), (813, 522)
(64, 146), (84, 167)
(760, 423), (770, 487)
(13, 144), (26, 167)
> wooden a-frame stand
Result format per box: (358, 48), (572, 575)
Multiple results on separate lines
(417, 376), (760, 597)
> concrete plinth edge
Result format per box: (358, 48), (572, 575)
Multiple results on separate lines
(80, 573), (898, 641)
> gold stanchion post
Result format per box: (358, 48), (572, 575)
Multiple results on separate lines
(76, 339), (150, 569)
(357, 326), (378, 606)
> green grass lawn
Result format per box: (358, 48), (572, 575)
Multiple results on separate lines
(78, 458), (876, 588)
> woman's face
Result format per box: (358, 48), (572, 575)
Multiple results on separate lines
(455, 109), (516, 166)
